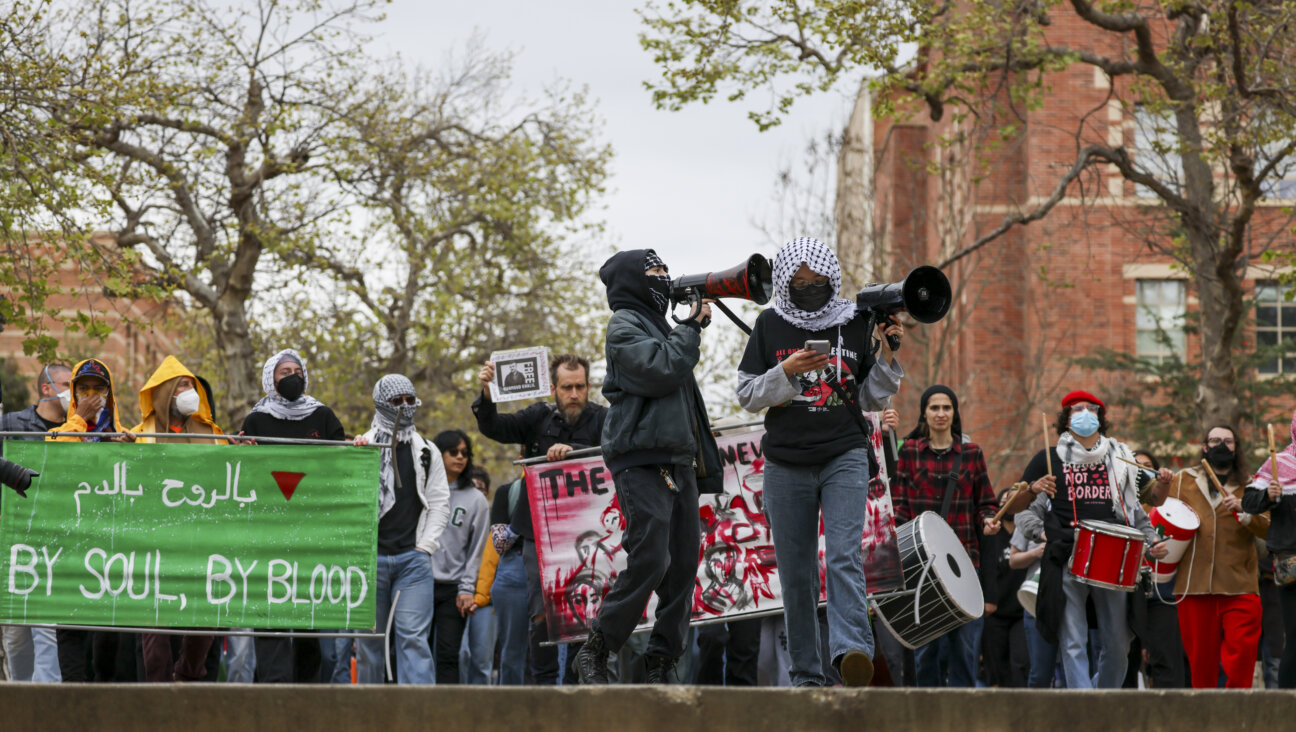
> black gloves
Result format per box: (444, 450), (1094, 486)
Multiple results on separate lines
(0, 457), (37, 498)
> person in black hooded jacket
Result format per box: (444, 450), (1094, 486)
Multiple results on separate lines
(573, 248), (722, 685)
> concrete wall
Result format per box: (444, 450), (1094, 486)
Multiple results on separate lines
(1, 685), (1290, 732)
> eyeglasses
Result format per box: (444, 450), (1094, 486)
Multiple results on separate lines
(1206, 437), (1236, 448)
(388, 395), (417, 406)
(445, 448), (470, 458)
(790, 278), (830, 289)
(1069, 404), (1098, 414)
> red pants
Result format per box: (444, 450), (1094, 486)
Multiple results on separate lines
(1177, 593), (1261, 689)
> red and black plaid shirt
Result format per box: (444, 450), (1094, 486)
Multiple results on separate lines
(891, 437), (997, 568)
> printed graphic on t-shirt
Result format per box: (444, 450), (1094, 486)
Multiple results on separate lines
(1060, 462), (1113, 525)
(775, 345), (859, 412)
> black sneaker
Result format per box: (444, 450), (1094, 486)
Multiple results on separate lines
(574, 628), (610, 684)
(644, 654), (677, 684)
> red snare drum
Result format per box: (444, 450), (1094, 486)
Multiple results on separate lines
(1069, 520), (1146, 592)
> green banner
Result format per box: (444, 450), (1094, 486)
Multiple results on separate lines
(0, 441), (378, 630)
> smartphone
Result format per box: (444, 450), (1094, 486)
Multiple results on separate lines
(805, 340), (830, 356)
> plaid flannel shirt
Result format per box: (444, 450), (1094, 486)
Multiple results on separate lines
(891, 437), (997, 568)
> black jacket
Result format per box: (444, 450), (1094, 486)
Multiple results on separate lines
(1244, 487), (1296, 554)
(472, 397), (607, 461)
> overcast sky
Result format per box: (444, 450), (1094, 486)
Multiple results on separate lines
(376, 1), (856, 279)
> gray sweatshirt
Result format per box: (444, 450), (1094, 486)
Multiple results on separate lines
(431, 484), (490, 594)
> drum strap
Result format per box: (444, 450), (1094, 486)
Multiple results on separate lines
(938, 448), (964, 520)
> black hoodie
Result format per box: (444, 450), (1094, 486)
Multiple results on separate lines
(598, 249), (723, 493)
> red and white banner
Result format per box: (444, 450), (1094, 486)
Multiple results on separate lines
(525, 417), (902, 643)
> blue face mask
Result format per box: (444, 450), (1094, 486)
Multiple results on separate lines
(1069, 410), (1100, 437)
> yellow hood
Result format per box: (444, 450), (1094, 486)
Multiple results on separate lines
(133, 355), (223, 442)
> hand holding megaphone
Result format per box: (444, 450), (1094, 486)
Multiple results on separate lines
(856, 265), (952, 351)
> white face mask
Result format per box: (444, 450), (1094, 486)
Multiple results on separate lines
(174, 389), (201, 417)
(58, 390), (71, 412)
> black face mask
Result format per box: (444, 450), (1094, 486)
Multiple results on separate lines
(789, 282), (832, 312)
(1204, 443), (1235, 474)
(276, 373), (305, 401)
(647, 274), (671, 315)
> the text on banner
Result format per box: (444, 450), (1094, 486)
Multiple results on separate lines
(0, 442), (378, 630)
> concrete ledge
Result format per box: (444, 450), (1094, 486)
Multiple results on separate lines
(1, 685), (1291, 732)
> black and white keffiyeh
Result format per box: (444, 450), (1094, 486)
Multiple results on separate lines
(1055, 431), (1142, 525)
(249, 349), (326, 421)
(371, 374), (420, 518)
(772, 237), (856, 331)
(644, 250), (671, 314)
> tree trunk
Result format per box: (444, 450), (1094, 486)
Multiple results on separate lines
(213, 297), (261, 428)
(1189, 227), (1245, 434)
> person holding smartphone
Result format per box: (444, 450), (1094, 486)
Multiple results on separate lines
(735, 236), (903, 687)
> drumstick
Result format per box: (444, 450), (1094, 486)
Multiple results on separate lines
(992, 482), (1029, 523)
(1269, 423), (1281, 491)
(1201, 459), (1242, 523)
(1042, 412), (1052, 476)
(1112, 455), (1152, 472)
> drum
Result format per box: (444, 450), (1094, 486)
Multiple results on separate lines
(1147, 497), (1200, 584)
(1017, 566), (1040, 616)
(1070, 520), (1146, 591)
(871, 512), (984, 650)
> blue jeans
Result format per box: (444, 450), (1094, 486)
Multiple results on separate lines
(763, 448), (874, 686)
(915, 616), (983, 687)
(321, 634), (353, 683)
(459, 607), (497, 684)
(357, 549), (437, 684)
(2, 626), (61, 682)
(1022, 613), (1061, 688)
(1060, 572), (1129, 688)
(491, 549), (529, 685)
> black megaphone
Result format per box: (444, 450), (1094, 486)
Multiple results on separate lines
(670, 254), (774, 331)
(856, 265), (951, 350)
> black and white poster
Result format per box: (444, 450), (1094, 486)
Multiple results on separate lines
(489, 346), (551, 402)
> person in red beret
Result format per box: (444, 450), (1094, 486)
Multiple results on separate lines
(1007, 390), (1172, 689)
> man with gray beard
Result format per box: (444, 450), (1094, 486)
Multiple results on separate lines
(473, 353), (607, 684)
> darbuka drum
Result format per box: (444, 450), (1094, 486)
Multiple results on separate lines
(1147, 497), (1200, 584)
(1069, 520), (1145, 592)
(871, 512), (984, 650)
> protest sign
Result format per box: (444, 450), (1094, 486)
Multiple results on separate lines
(488, 347), (551, 403)
(526, 417), (902, 642)
(0, 441), (378, 630)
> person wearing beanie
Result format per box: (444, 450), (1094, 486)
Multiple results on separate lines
(735, 237), (904, 688)
(892, 384), (997, 687)
(574, 248), (723, 685)
(1012, 390), (1171, 689)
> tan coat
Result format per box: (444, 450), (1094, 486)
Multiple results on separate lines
(1169, 467), (1270, 596)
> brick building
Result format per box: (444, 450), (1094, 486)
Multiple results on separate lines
(0, 234), (181, 422)
(863, 12), (1296, 487)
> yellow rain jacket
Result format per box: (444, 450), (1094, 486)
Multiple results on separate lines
(49, 358), (127, 441)
(132, 356), (224, 443)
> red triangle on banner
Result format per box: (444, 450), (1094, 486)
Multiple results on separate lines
(271, 471), (306, 501)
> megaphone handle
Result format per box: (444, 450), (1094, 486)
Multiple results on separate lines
(671, 291), (703, 325)
(880, 313), (901, 353)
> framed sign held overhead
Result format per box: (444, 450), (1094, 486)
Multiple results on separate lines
(489, 347), (551, 403)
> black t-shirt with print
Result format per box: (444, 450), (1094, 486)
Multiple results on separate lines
(1020, 447), (1119, 529)
(738, 308), (877, 466)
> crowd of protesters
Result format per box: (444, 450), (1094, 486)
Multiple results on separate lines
(0, 238), (1291, 690)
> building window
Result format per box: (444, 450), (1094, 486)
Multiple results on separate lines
(1135, 279), (1186, 363)
(1132, 104), (1182, 200)
(1256, 280), (1296, 374)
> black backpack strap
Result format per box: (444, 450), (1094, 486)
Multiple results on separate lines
(938, 446), (965, 519)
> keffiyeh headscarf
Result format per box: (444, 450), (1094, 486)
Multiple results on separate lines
(772, 237), (857, 331)
(249, 349), (325, 421)
(371, 374), (420, 518)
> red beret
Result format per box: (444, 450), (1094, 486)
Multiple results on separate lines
(1061, 390), (1104, 410)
